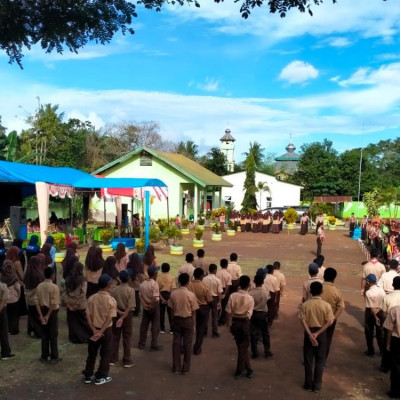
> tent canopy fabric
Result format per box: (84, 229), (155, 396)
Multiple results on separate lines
(0, 160), (166, 190)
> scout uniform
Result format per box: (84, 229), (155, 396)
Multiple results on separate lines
(111, 277), (135, 366)
(378, 269), (398, 294)
(36, 278), (60, 362)
(178, 263), (195, 280)
(299, 294), (334, 392)
(321, 281), (345, 361)
(216, 268), (232, 325)
(193, 257), (209, 276)
(203, 273), (223, 337)
(0, 282), (13, 359)
(227, 260), (242, 292)
(83, 275), (117, 384)
(361, 258), (386, 294)
(249, 286), (272, 358)
(263, 273), (280, 326)
(226, 288), (254, 378)
(168, 285), (199, 374)
(188, 279), (213, 354)
(157, 269), (176, 333)
(302, 277), (323, 302)
(273, 268), (287, 319)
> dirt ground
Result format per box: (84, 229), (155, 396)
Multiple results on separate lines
(0, 228), (392, 400)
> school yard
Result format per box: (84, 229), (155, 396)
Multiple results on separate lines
(0, 229), (390, 400)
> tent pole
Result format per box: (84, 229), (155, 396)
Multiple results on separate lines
(167, 197), (170, 226)
(69, 197), (73, 227)
(104, 198), (106, 227)
(145, 190), (150, 251)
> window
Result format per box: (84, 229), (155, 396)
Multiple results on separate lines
(140, 153), (152, 166)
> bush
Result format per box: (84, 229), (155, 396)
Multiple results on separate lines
(166, 225), (183, 240)
(52, 233), (66, 252)
(228, 220), (235, 230)
(135, 239), (145, 254)
(157, 218), (168, 233)
(284, 208), (297, 224)
(328, 216), (336, 225)
(149, 226), (160, 243)
(194, 226), (204, 240)
(212, 224), (221, 234)
(181, 218), (189, 228)
(99, 229), (113, 243)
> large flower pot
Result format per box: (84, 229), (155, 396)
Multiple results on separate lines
(237, 226), (242, 232)
(286, 223), (295, 230)
(99, 244), (113, 252)
(198, 225), (205, 231)
(226, 230), (236, 237)
(328, 224), (336, 231)
(170, 245), (184, 255)
(193, 239), (204, 248)
(181, 228), (190, 235)
(55, 252), (66, 263)
(212, 233), (222, 242)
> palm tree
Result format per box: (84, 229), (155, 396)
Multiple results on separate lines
(175, 140), (199, 160)
(256, 181), (270, 210)
(242, 141), (265, 169)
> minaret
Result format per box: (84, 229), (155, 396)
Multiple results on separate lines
(220, 128), (236, 173)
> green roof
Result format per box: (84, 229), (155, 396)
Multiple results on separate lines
(94, 147), (232, 188)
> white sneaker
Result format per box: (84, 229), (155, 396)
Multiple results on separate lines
(160, 331), (165, 334)
(94, 376), (112, 385)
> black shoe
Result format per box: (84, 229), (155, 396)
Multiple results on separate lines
(2, 354), (15, 360)
(234, 372), (242, 379)
(313, 386), (321, 393)
(39, 357), (48, 363)
(150, 345), (164, 351)
(364, 350), (374, 358)
(303, 385), (312, 392)
(251, 353), (259, 359)
(246, 369), (254, 378)
(49, 358), (62, 364)
(265, 351), (273, 358)
(212, 332), (220, 338)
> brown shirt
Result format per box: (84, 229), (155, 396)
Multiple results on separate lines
(168, 286), (199, 317)
(188, 280), (213, 306)
(263, 274), (280, 293)
(383, 305), (400, 338)
(157, 272), (176, 292)
(193, 258), (209, 275)
(25, 288), (38, 306)
(299, 297), (334, 328)
(362, 259), (386, 280)
(36, 280), (60, 309)
(321, 282), (345, 315)
(303, 277), (323, 301)
(139, 279), (160, 310)
(273, 270), (287, 290)
(226, 289), (254, 319)
(62, 281), (87, 310)
(227, 261), (242, 280)
(216, 269), (232, 290)
(249, 287), (270, 312)
(112, 283), (135, 314)
(178, 263), (195, 280)
(202, 274), (223, 297)
(87, 290), (117, 328)
(382, 290), (400, 314)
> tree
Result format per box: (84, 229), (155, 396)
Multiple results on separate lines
(199, 147), (228, 176)
(242, 141), (265, 169)
(175, 141), (199, 160)
(242, 153), (258, 211)
(1, 1), (348, 67)
(256, 181), (270, 210)
(293, 139), (340, 200)
(363, 189), (380, 218)
(378, 186), (400, 220)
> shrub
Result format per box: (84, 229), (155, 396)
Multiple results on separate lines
(135, 239), (145, 254)
(99, 229), (113, 244)
(181, 218), (189, 228)
(212, 224), (221, 234)
(157, 218), (168, 233)
(328, 216), (336, 225)
(284, 208), (297, 224)
(52, 233), (66, 252)
(194, 226), (204, 240)
(166, 225), (183, 240)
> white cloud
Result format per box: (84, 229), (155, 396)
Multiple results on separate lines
(196, 78), (220, 92)
(328, 37), (353, 48)
(279, 61), (319, 84)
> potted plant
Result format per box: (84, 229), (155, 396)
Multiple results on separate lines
(227, 219), (236, 236)
(193, 226), (204, 248)
(284, 208), (297, 230)
(212, 223), (222, 241)
(52, 233), (66, 262)
(85, 227), (95, 245)
(328, 216), (336, 230)
(181, 218), (190, 235)
(149, 226), (160, 243)
(135, 239), (145, 255)
(157, 219), (169, 239)
(99, 228), (113, 251)
(197, 214), (205, 230)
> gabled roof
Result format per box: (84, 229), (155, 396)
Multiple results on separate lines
(94, 147), (232, 188)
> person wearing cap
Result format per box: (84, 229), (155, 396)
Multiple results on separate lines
(364, 273), (385, 357)
(82, 273), (117, 385)
(249, 273), (272, 359)
(202, 264), (223, 338)
(138, 265), (163, 351)
(217, 258), (232, 326)
(320, 268), (345, 362)
(299, 281), (334, 392)
(193, 249), (209, 276)
(110, 269), (136, 368)
(378, 260), (399, 295)
(379, 276), (400, 373)
(361, 248), (386, 296)
(188, 267), (213, 355)
(178, 253), (195, 280)
(383, 304), (400, 398)
(302, 263), (323, 303)
(226, 275), (255, 379)
(168, 272), (199, 375)
(157, 263), (176, 334)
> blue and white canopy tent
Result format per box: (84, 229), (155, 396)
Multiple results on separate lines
(0, 160), (167, 248)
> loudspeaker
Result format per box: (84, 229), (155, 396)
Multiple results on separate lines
(10, 206), (27, 239)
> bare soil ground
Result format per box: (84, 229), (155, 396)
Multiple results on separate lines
(0, 228), (391, 400)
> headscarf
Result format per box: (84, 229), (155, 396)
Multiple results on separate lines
(28, 235), (39, 247)
(114, 242), (126, 262)
(36, 253), (47, 272)
(102, 256), (119, 280)
(0, 260), (18, 287)
(65, 261), (85, 292)
(45, 236), (54, 246)
(6, 246), (20, 263)
(142, 244), (155, 267)
(40, 243), (53, 266)
(24, 256), (45, 290)
(62, 254), (79, 280)
(127, 252), (143, 279)
(85, 245), (104, 272)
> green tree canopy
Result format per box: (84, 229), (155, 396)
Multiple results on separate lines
(199, 147), (228, 176)
(175, 140), (199, 160)
(242, 153), (258, 211)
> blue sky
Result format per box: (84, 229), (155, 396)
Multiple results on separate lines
(0, 0), (400, 162)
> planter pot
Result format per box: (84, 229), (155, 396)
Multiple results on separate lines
(237, 226), (241, 232)
(181, 228), (190, 235)
(286, 223), (295, 230)
(212, 233), (222, 242)
(55, 252), (66, 263)
(328, 225), (336, 231)
(193, 239), (204, 248)
(99, 244), (113, 252)
(170, 245), (184, 255)
(198, 225), (205, 231)
(226, 230), (236, 236)
(167, 238), (175, 246)
(86, 237), (94, 246)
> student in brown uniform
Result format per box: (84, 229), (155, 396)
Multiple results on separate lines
(36, 267), (61, 363)
(0, 280), (15, 359)
(110, 269), (135, 368)
(83, 273), (117, 385)
(189, 267), (213, 355)
(138, 266), (163, 351)
(178, 253), (195, 280)
(302, 263), (323, 302)
(299, 281), (334, 393)
(273, 261), (286, 320)
(249, 274), (273, 359)
(361, 248), (386, 296)
(193, 249), (209, 275)
(157, 263), (176, 334)
(226, 275), (255, 379)
(227, 253), (242, 293)
(320, 268), (344, 362)
(264, 265), (280, 326)
(217, 258), (232, 326)
(203, 264), (223, 338)
(168, 273), (199, 375)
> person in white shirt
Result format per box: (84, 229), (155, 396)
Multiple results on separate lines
(378, 260), (399, 294)
(361, 248), (386, 296)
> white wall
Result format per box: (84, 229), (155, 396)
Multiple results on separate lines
(220, 171), (302, 210)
